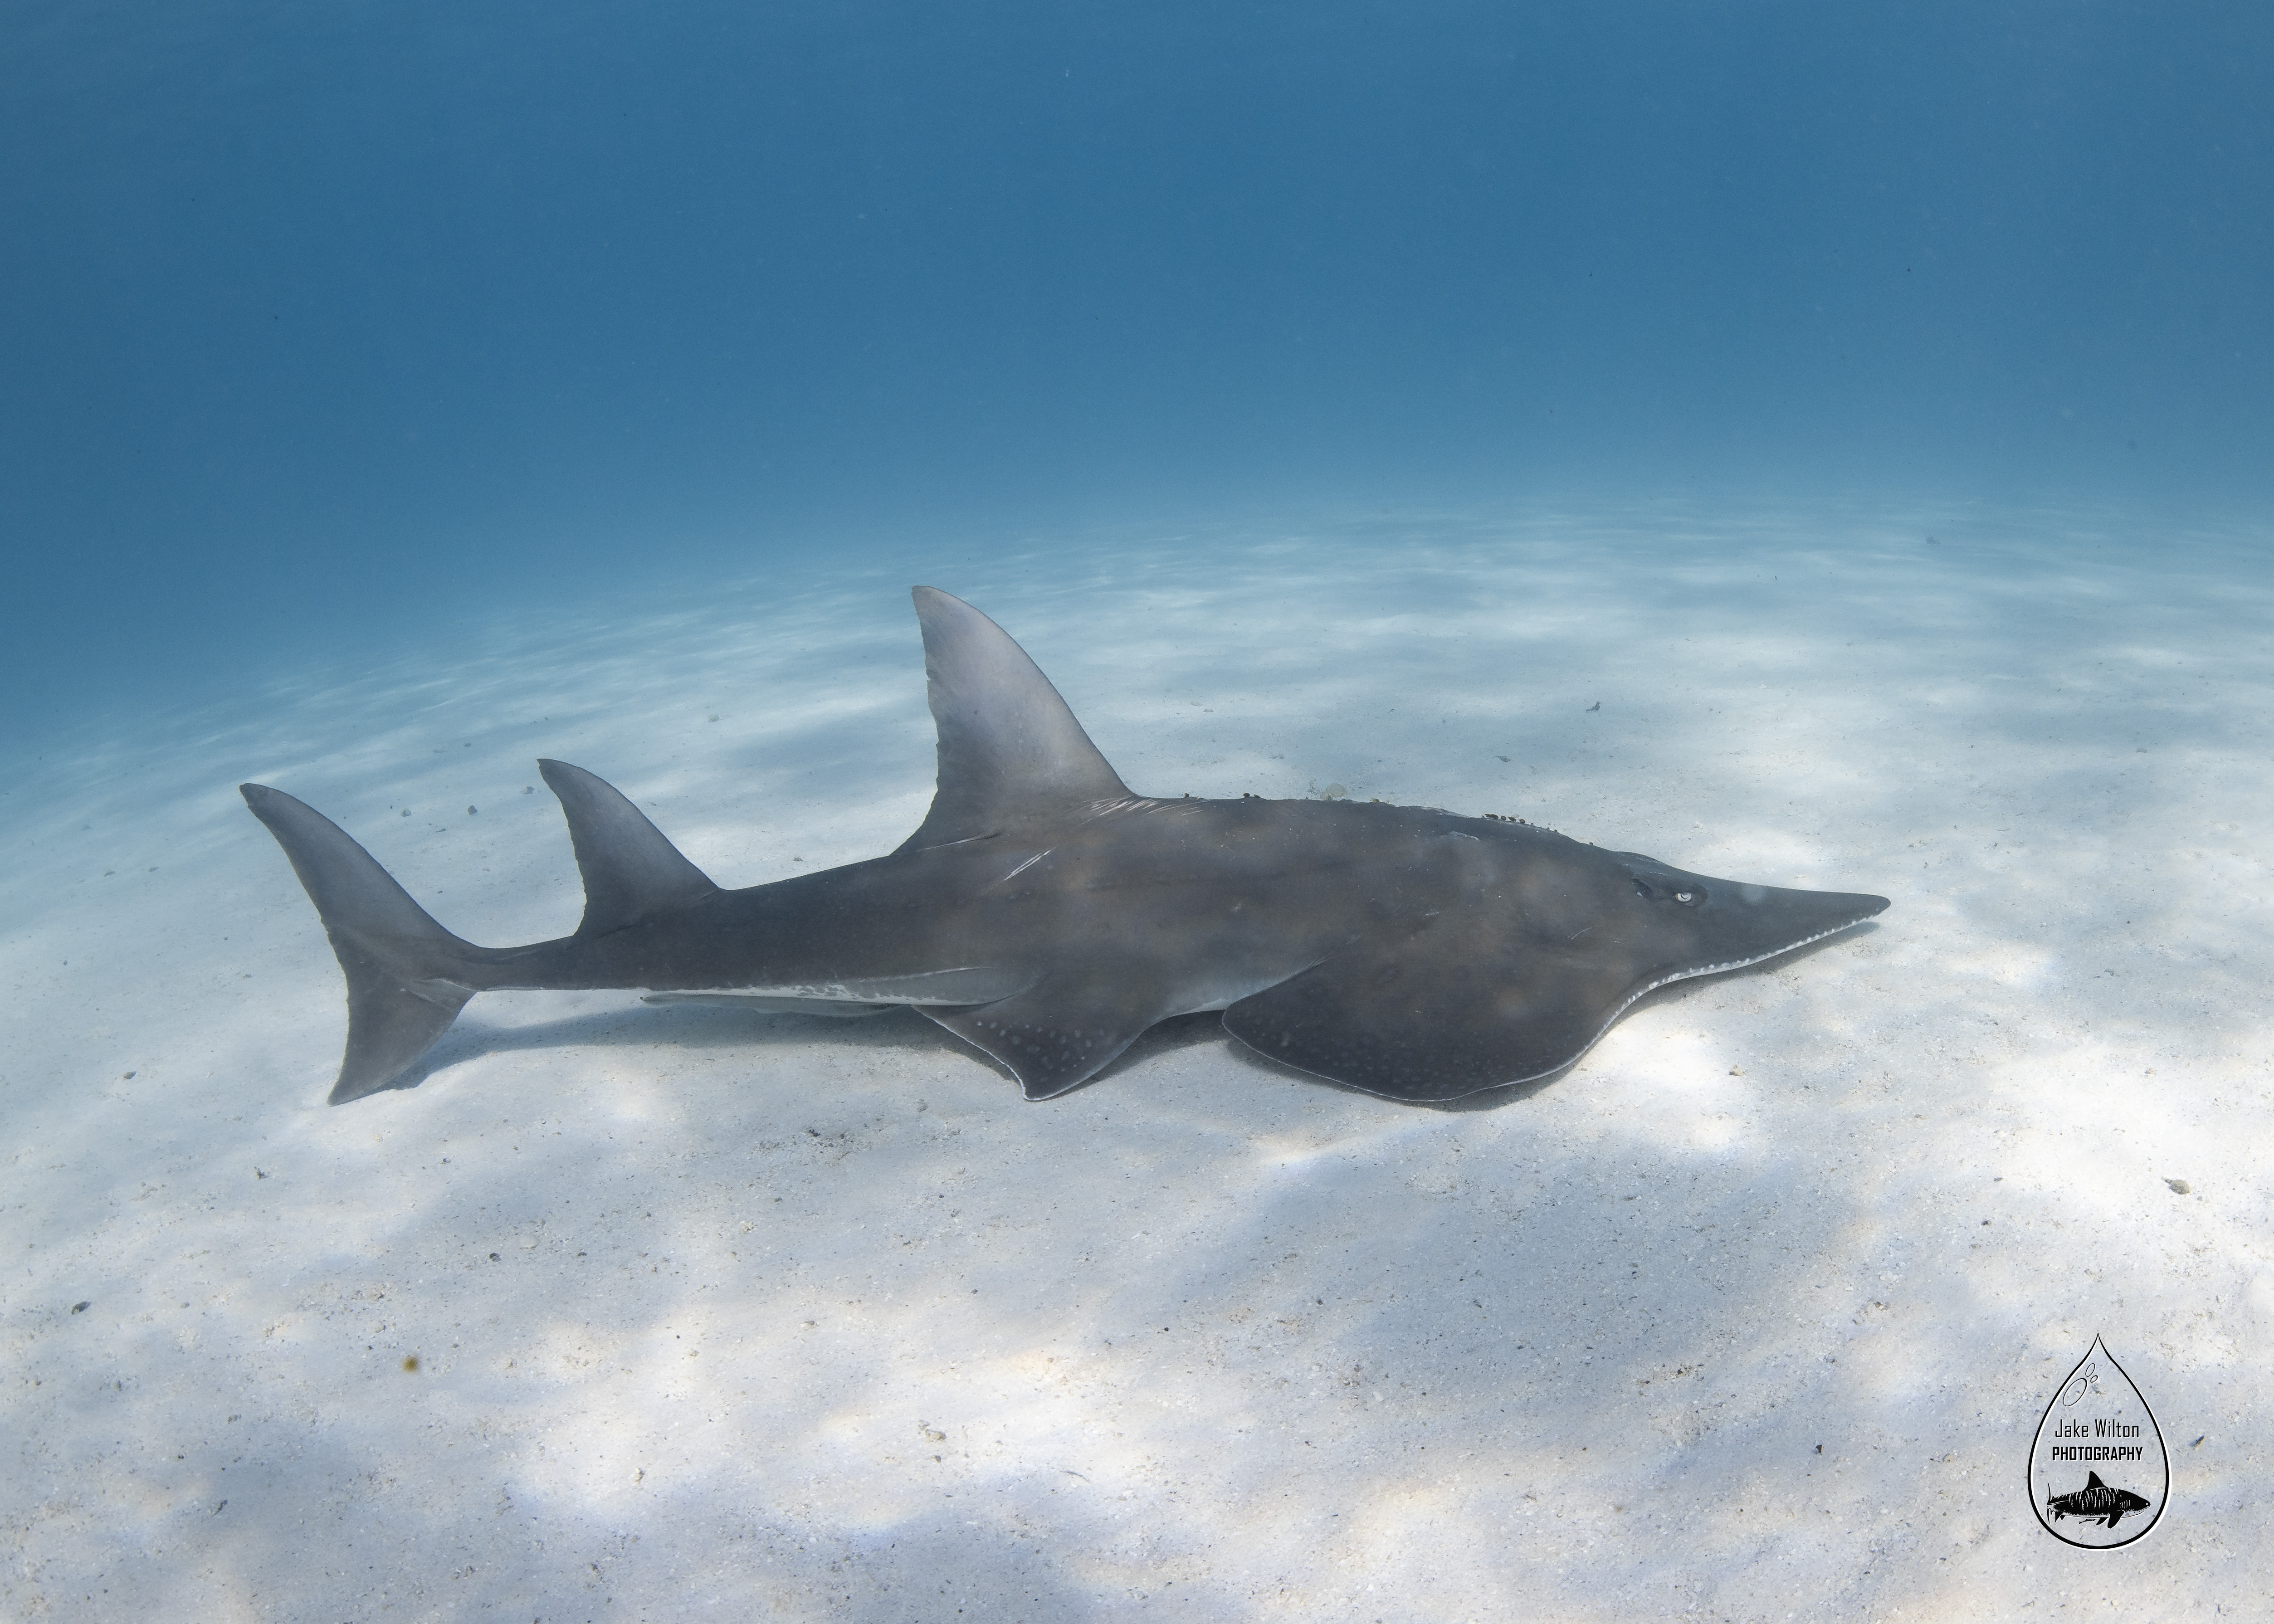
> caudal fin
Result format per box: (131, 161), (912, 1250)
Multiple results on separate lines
(241, 784), (479, 1103)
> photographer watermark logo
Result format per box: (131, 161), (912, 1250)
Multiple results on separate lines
(2028, 1335), (2167, 1548)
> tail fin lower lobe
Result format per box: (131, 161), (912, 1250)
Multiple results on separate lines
(241, 784), (478, 1103)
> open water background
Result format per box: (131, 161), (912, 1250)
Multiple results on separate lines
(2, 1), (2269, 746)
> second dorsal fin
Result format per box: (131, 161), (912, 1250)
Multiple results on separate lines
(537, 759), (719, 936)
(898, 587), (1131, 851)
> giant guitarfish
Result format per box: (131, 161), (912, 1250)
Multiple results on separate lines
(244, 588), (1888, 1105)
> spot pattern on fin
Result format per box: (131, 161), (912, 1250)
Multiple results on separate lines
(924, 975), (1168, 1100)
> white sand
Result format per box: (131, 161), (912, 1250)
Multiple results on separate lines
(5, 502), (2269, 1619)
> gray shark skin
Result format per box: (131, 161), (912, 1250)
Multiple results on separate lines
(243, 587), (1888, 1106)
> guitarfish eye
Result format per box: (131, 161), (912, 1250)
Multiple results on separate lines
(1631, 877), (1706, 907)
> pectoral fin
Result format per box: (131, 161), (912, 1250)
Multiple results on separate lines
(1222, 936), (1643, 1102)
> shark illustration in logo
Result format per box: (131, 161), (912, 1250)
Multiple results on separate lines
(2045, 1472), (2152, 1529)
(244, 587), (1888, 1105)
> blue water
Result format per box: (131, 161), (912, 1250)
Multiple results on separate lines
(3, 2), (2267, 741)
(9, 12), (2274, 1613)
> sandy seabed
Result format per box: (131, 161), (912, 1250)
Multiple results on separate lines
(5, 502), (2270, 1620)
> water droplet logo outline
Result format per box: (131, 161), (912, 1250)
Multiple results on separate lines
(2028, 1334), (2168, 1549)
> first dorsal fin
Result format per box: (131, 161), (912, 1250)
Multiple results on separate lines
(898, 587), (1131, 850)
(537, 759), (719, 936)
